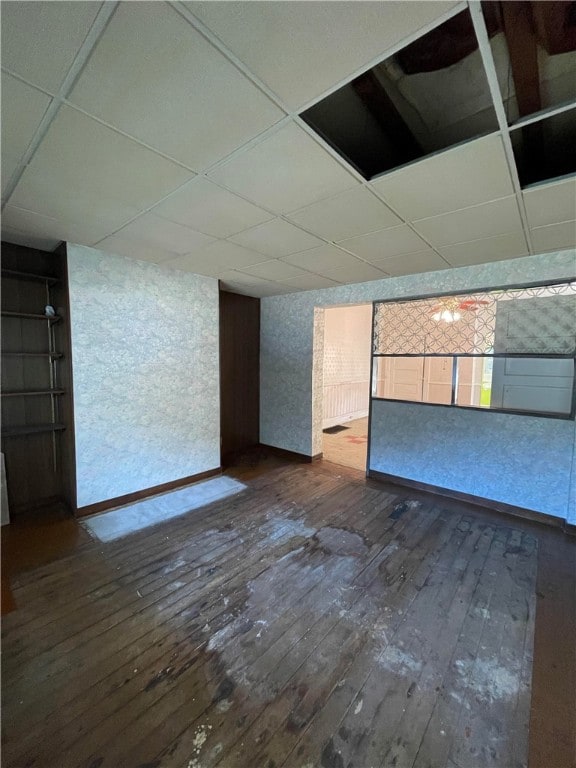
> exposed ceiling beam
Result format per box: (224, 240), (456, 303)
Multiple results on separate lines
(501, 1), (541, 118)
(351, 71), (422, 166)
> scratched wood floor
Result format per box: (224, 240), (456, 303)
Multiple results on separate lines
(2, 461), (540, 768)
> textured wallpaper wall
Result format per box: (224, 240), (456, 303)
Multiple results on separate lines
(260, 249), (576, 521)
(370, 400), (575, 519)
(67, 245), (220, 508)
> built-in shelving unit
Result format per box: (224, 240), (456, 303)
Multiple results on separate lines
(1, 390), (66, 397)
(1, 268), (60, 285)
(1, 310), (61, 323)
(1, 242), (76, 515)
(3, 352), (64, 359)
(1, 424), (66, 438)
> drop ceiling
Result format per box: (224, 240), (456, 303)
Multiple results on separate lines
(1, 0), (575, 298)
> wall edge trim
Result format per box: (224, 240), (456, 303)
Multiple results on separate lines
(76, 467), (222, 518)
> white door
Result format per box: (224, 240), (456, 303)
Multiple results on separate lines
(491, 295), (575, 414)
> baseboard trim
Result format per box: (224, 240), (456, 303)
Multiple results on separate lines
(367, 469), (571, 532)
(259, 444), (323, 464)
(322, 410), (369, 430)
(76, 467), (222, 518)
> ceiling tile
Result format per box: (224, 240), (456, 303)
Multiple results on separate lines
(523, 177), (576, 228)
(153, 178), (273, 238)
(413, 196), (523, 247)
(110, 213), (214, 255)
(238, 260), (311, 281)
(1, 74), (51, 167)
(1, 1), (101, 92)
(287, 186), (401, 241)
(162, 240), (269, 276)
(439, 231), (529, 267)
(69, 3), (284, 170)
(319, 261), (388, 283)
(229, 218), (322, 257)
(279, 274), (342, 291)
(208, 122), (358, 213)
(1, 226), (60, 252)
(371, 134), (515, 221)
(187, 1), (458, 110)
(1, 155), (19, 197)
(96, 234), (180, 264)
(339, 225), (430, 262)
(530, 221), (576, 253)
(370, 249), (449, 276)
(2, 204), (107, 246)
(10, 106), (193, 231)
(283, 244), (365, 272)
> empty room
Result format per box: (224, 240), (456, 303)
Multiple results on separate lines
(1, 2), (575, 768)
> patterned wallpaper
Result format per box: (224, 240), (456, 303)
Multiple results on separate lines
(67, 245), (220, 508)
(370, 399), (575, 520)
(260, 249), (576, 521)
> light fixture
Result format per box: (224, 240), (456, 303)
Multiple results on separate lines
(430, 296), (489, 323)
(432, 308), (461, 323)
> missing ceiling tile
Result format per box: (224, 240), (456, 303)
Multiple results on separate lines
(300, 7), (499, 180)
(511, 107), (576, 186)
(485, 0), (576, 124)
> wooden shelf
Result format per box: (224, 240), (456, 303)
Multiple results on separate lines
(1, 423), (66, 438)
(1, 311), (61, 323)
(3, 351), (64, 359)
(1, 268), (60, 285)
(1, 389), (66, 397)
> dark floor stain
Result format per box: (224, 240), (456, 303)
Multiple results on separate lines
(213, 676), (235, 703)
(87, 759), (104, 768)
(505, 545), (525, 556)
(407, 682), (417, 697)
(144, 666), (174, 692)
(137, 762), (161, 768)
(338, 725), (350, 741)
(390, 502), (408, 520)
(167, 741), (180, 756)
(321, 738), (344, 768)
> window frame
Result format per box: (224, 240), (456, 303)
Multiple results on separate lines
(369, 277), (576, 421)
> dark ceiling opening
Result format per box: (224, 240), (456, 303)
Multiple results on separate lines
(300, 1), (576, 186)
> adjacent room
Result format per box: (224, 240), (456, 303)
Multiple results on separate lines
(321, 304), (372, 471)
(1, 2), (575, 768)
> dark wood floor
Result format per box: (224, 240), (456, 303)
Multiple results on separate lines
(1, 457), (575, 768)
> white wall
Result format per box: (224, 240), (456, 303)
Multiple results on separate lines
(322, 304), (371, 428)
(67, 245), (220, 509)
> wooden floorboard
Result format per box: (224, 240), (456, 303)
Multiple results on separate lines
(1, 457), (574, 768)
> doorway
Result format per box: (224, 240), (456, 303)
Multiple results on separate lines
(320, 304), (372, 471)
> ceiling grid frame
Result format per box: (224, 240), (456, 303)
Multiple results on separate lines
(1, 1), (120, 209)
(467, 0), (535, 254)
(2, 0), (574, 292)
(86, 0), (469, 268)
(509, 101), (576, 133)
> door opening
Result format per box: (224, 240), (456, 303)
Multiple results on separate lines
(320, 304), (372, 471)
